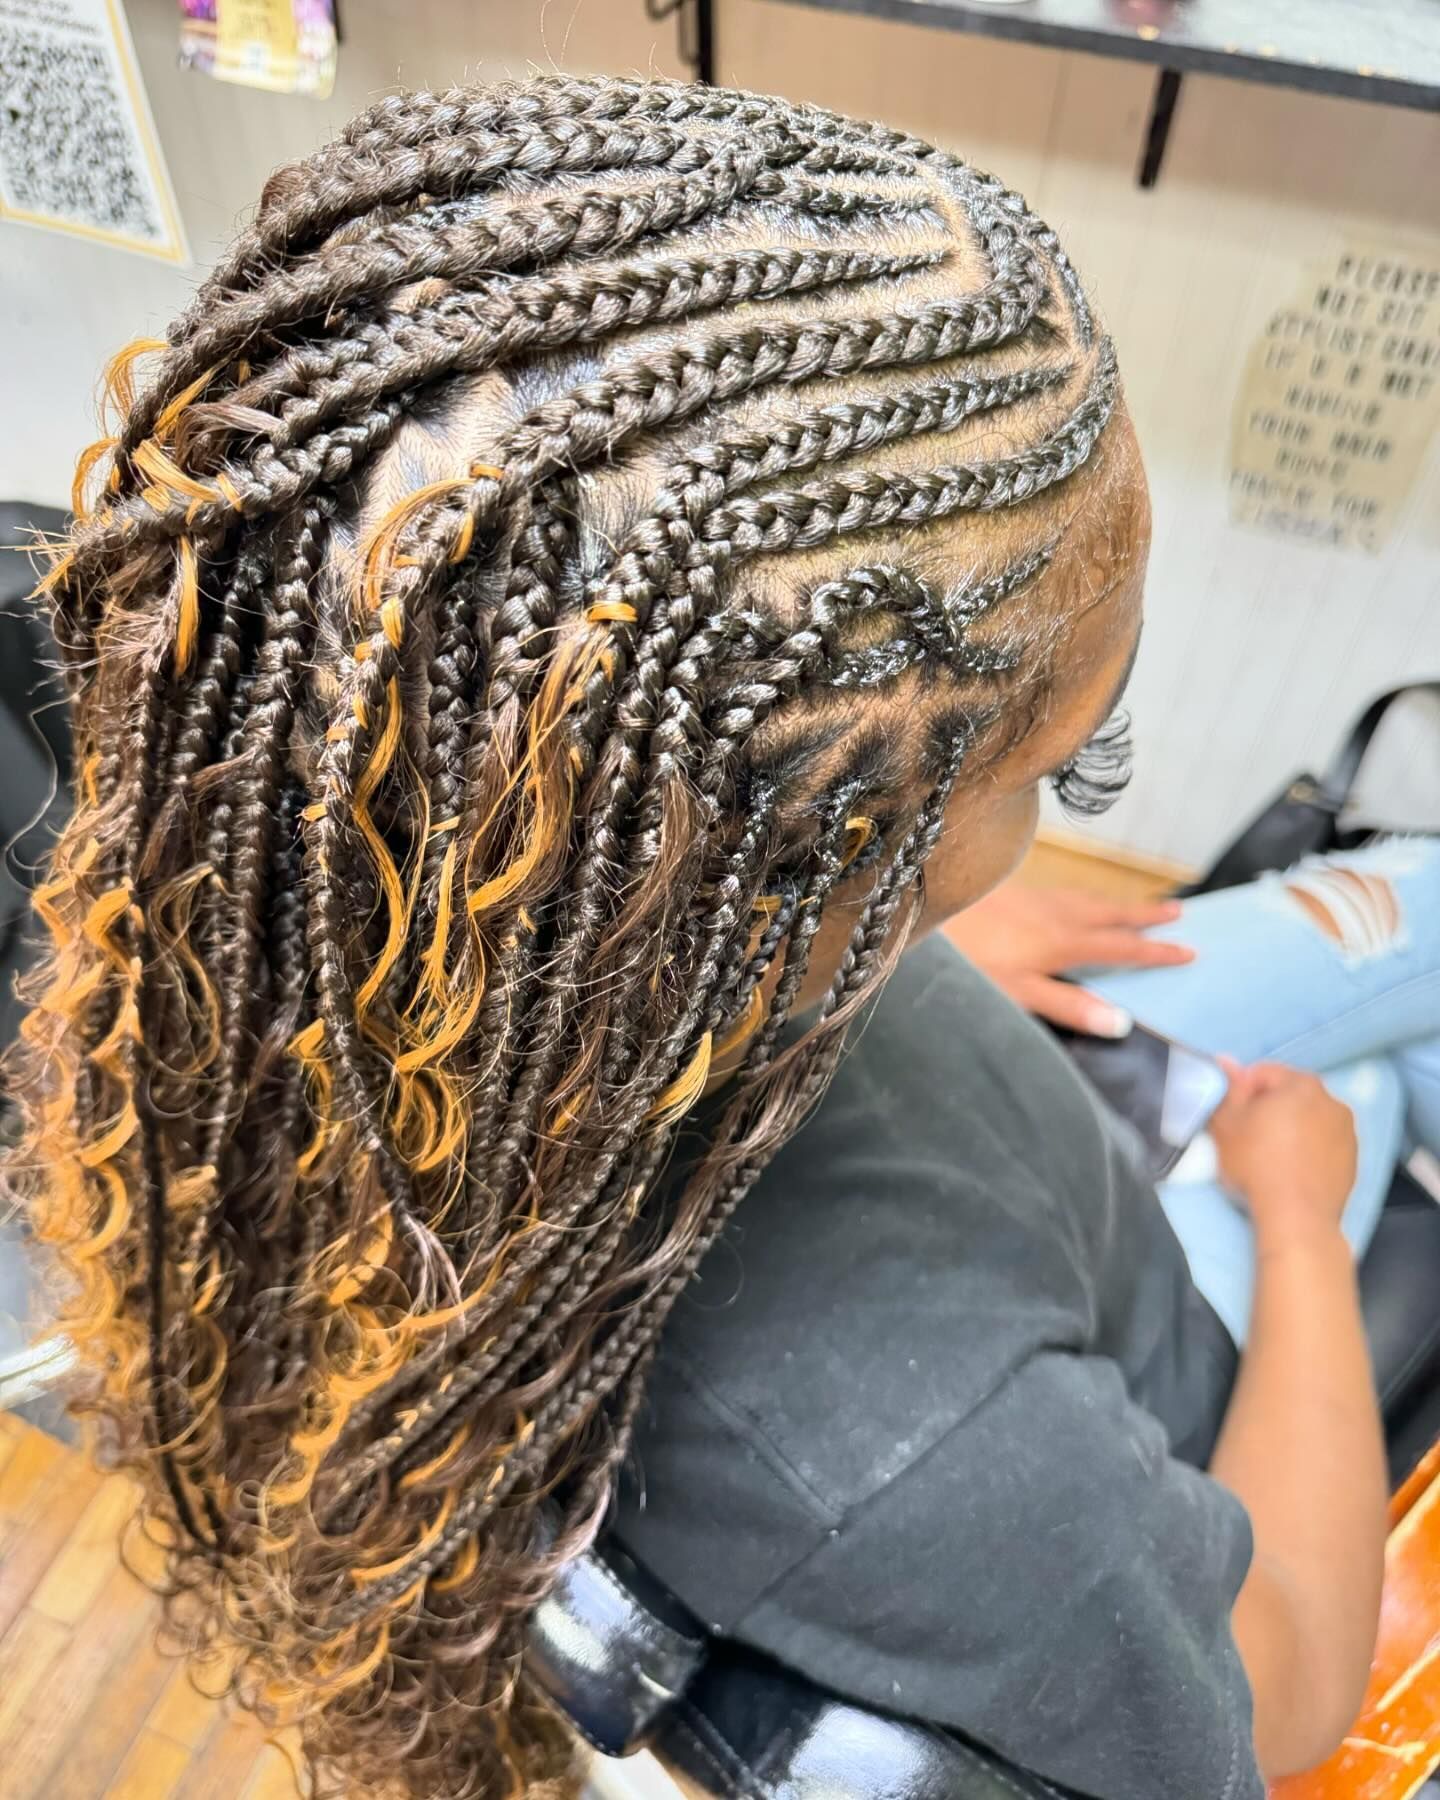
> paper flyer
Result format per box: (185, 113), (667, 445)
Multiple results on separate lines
(178, 0), (337, 99)
(1230, 243), (1440, 554)
(0, 0), (188, 262)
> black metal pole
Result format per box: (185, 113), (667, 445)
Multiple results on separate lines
(696, 0), (716, 84)
(1137, 68), (1183, 188)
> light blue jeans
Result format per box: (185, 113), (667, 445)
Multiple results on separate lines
(1087, 839), (1440, 1346)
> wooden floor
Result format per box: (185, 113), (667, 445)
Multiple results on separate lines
(0, 1411), (301, 1800)
(1012, 824), (1188, 902)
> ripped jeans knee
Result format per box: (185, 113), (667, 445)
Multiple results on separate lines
(1274, 839), (1436, 966)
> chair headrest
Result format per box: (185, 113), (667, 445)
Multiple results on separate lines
(527, 1542), (1067, 1798)
(527, 1538), (707, 1757)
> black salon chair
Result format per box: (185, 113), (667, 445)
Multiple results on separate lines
(0, 503), (70, 1063)
(527, 1166), (1440, 1798)
(528, 1533), (1074, 1798)
(1363, 1164), (1440, 1488)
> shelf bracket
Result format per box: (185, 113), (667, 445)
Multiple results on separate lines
(1138, 67), (1183, 188)
(645, 0), (716, 84)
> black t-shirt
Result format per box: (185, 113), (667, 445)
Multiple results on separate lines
(612, 934), (1262, 1800)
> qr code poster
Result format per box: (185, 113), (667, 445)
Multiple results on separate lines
(0, 0), (188, 262)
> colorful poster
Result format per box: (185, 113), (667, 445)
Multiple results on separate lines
(0, 0), (187, 262)
(178, 0), (337, 99)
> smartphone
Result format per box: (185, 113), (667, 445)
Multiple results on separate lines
(1050, 1019), (1230, 1180)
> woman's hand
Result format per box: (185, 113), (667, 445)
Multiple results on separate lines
(942, 881), (1194, 1036)
(1209, 1060), (1358, 1254)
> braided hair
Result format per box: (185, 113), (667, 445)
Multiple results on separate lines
(15, 76), (1123, 1799)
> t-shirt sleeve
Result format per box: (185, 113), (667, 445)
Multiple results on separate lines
(733, 1348), (1264, 1800)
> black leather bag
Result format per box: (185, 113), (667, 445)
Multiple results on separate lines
(1180, 682), (1440, 898)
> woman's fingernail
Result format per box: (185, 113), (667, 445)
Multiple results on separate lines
(1159, 901), (1183, 919)
(1091, 1004), (1133, 1039)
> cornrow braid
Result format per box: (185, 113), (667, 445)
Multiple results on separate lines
(205, 245), (949, 509)
(16, 74), (1128, 1800)
(193, 80), (924, 317)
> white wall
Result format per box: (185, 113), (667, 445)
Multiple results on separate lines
(3, 0), (1437, 867)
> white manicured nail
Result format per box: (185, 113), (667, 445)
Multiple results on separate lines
(1090, 1004), (1133, 1039)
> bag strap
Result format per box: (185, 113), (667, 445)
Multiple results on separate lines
(1317, 682), (1440, 810)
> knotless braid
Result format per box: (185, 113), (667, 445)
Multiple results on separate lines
(14, 75), (1122, 1800)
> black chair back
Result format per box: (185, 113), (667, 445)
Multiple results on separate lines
(527, 1535), (1068, 1798)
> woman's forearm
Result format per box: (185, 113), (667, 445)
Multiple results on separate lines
(1210, 1221), (1386, 1778)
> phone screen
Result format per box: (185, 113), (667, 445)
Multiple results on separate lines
(1051, 1022), (1229, 1179)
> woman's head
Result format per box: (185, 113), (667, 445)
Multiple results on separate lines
(20, 77), (1146, 1798)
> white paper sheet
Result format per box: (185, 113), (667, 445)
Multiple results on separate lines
(0, 0), (187, 261)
